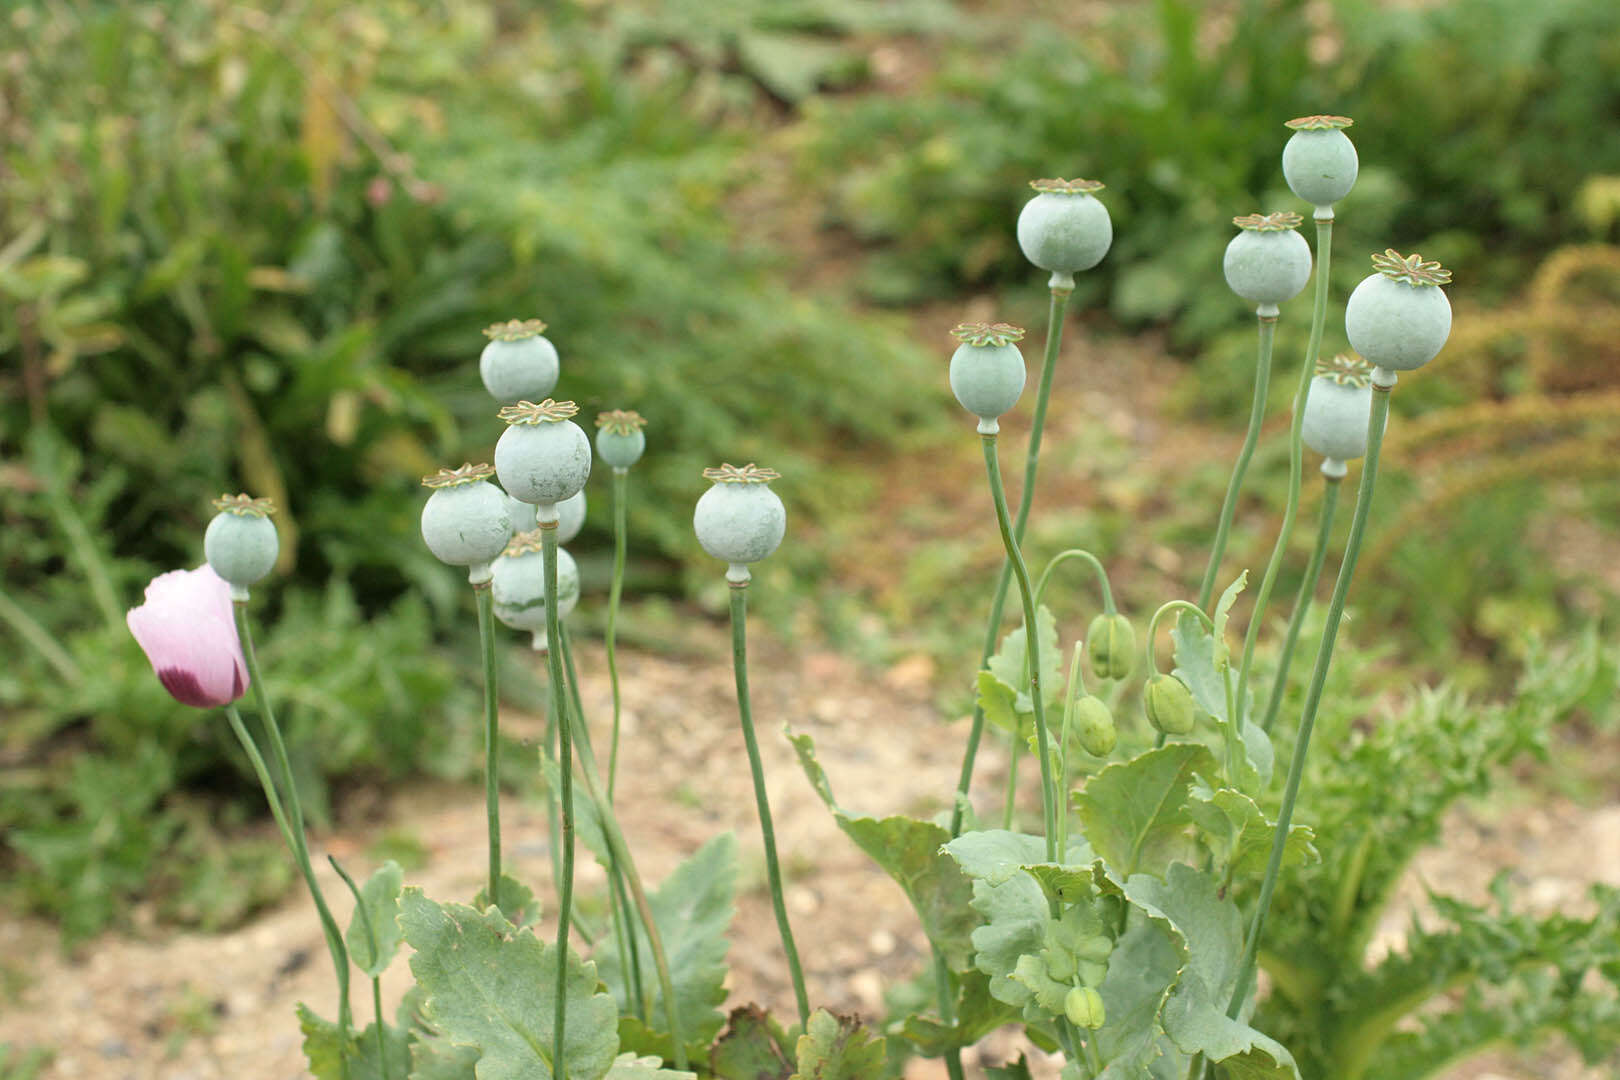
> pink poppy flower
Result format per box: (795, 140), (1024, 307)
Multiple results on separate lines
(127, 564), (250, 708)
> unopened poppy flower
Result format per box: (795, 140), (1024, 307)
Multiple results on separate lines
(126, 564), (249, 708)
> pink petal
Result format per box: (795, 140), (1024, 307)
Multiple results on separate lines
(127, 565), (250, 708)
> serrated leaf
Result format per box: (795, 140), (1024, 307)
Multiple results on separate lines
(894, 969), (1017, 1055)
(409, 1030), (481, 1080)
(1186, 790), (1316, 879)
(711, 1005), (795, 1080)
(789, 731), (978, 970)
(1095, 918), (1183, 1077)
(789, 1010), (885, 1080)
(942, 830), (1050, 886)
(976, 670), (1030, 738)
(1172, 615), (1271, 791)
(399, 889), (619, 1080)
(297, 1004), (410, 1080)
(1072, 744), (1213, 879)
(988, 606), (1063, 712)
(345, 860), (405, 977)
(599, 834), (735, 1063)
(1211, 572), (1248, 672)
(472, 873), (542, 930)
(604, 1051), (697, 1080)
(959, 870), (1047, 1008)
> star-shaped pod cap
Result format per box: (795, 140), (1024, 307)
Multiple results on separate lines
(422, 462), (498, 488)
(1370, 249), (1452, 287)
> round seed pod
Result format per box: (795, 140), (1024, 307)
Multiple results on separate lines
(421, 464), (514, 584)
(948, 322), (1027, 434)
(494, 399), (593, 513)
(595, 409), (647, 470)
(1224, 212), (1312, 308)
(204, 494), (279, 596)
(1065, 986), (1106, 1030)
(556, 489), (586, 546)
(506, 494), (538, 534)
(479, 319), (559, 404)
(492, 532), (579, 643)
(1281, 115), (1358, 210)
(1344, 249), (1453, 374)
(1016, 178), (1113, 277)
(1087, 612), (1135, 680)
(1073, 695), (1118, 757)
(1302, 354), (1376, 464)
(1144, 673), (1198, 736)
(694, 464), (786, 575)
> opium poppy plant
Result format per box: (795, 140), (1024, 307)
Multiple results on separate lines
(126, 564), (248, 708)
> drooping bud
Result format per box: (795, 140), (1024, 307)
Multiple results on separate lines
(1144, 673), (1198, 735)
(1086, 612), (1135, 680)
(1064, 985), (1106, 1030)
(1073, 695), (1118, 757)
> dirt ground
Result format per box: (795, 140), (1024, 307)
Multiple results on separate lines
(2, 625), (1617, 1080)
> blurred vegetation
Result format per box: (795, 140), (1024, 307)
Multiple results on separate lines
(2, 0), (1618, 947)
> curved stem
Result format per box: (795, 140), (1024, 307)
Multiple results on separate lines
(233, 605), (351, 1078)
(1033, 548), (1116, 614)
(606, 468), (629, 798)
(982, 433), (1058, 863)
(1144, 600), (1216, 677)
(1234, 219), (1335, 727)
(1226, 381), (1393, 1021)
(329, 856), (391, 1080)
(1197, 312), (1278, 610)
(950, 284), (1072, 838)
(541, 521), (575, 1080)
(475, 584), (502, 904)
(729, 583), (812, 1028)
(1260, 476), (1343, 734)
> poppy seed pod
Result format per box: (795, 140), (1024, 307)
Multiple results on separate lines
(595, 410), (647, 471)
(1065, 986), (1106, 1030)
(492, 531), (580, 647)
(1073, 695), (1118, 757)
(420, 464), (514, 584)
(1016, 178), (1113, 281)
(494, 399), (593, 516)
(556, 489), (586, 545)
(479, 319), (560, 404)
(1281, 115), (1358, 211)
(948, 322), (1027, 434)
(694, 464), (786, 581)
(1224, 212), (1312, 310)
(1302, 354), (1377, 472)
(506, 493), (538, 534)
(204, 494), (280, 599)
(1344, 250), (1453, 376)
(1087, 612), (1136, 680)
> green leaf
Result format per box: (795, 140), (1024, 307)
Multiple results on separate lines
(1095, 919), (1183, 1077)
(710, 1005), (795, 1080)
(599, 834), (736, 1063)
(988, 605), (1063, 712)
(345, 860), (405, 977)
(472, 873), (543, 930)
(983, 1054), (1032, 1080)
(296, 1005), (411, 1080)
(942, 830), (1050, 886)
(1072, 744), (1213, 879)
(894, 970), (1018, 1055)
(1172, 615), (1271, 791)
(399, 889), (619, 1080)
(1186, 790), (1317, 879)
(1211, 572), (1247, 672)
(789, 1010), (886, 1080)
(409, 1031), (481, 1080)
(976, 669), (1029, 739)
(961, 872), (1048, 1008)
(789, 731), (978, 970)
(604, 1052), (697, 1080)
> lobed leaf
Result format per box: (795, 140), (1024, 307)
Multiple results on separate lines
(1186, 789), (1317, 880)
(1072, 744), (1214, 879)
(789, 1010), (886, 1080)
(710, 1005), (795, 1080)
(345, 860), (405, 977)
(297, 1005), (411, 1080)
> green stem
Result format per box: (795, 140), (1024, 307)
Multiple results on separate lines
(232, 604), (351, 1078)
(1197, 311), (1278, 610)
(1001, 745), (1019, 831)
(1144, 600), (1216, 675)
(606, 468), (629, 798)
(729, 582), (812, 1029)
(1234, 218), (1334, 727)
(981, 433), (1058, 864)
(1226, 380), (1394, 1021)
(1033, 548), (1116, 614)
(223, 705), (298, 864)
(475, 584), (502, 904)
(1260, 475), (1343, 734)
(329, 856), (391, 1080)
(541, 522), (575, 1080)
(1057, 644), (1086, 857)
(930, 951), (965, 1080)
(950, 283), (1072, 838)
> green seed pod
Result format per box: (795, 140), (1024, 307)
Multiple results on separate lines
(506, 494), (538, 534)
(421, 464), (514, 584)
(1086, 612), (1135, 680)
(1224, 212), (1312, 310)
(494, 399), (593, 514)
(694, 464), (786, 580)
(1344, 250), (1453, 375)
(1064, 985), (1106, 1030)
(595, 409), (647, 470)
(204, 494), (279, 597)
(1281, 115), (1358, 210)
(1302, 354), (1376, 472)
(1016, 178), (1112, 278)
(479, 319), (559, 404)
(948, 322), (1027, 434)
(556, 489), (586, 546)
(1144, 673), (1198, 735)
(492, 531), (579, 648)
(1073, 695), (1117, 757)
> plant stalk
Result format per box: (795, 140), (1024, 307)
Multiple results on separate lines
(329, 856), (391, 1080)
(606, 467), (630, 797)
(475, 583), (502, 904)
(541, 520), (575, 1080)
(1260, 475), (1343, 734)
